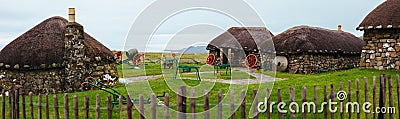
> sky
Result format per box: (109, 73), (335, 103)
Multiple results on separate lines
(0, 0), (385, 52)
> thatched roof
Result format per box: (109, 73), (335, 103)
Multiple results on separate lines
(0, 16), (114, 70)
(206, 27), (274, 52)
(357, 0), (400, 30)
(273, 26), (364, 55)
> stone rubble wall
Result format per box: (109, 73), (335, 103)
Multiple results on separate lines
(360, 29), (400, 70)
(0, 58), (118, 95)
(86, 57), (119, 87)
(0, 68), (65, 94)
(64, 23), (87, 93)
(287, 53), (360, 74)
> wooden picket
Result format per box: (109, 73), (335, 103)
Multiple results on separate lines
(0, 74), (399, 119)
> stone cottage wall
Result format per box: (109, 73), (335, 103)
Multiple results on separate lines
(0, 68), (65, 94)
(208, 49), (265, 68)
(287, 53), (360, 74)
(360, 29), (400, 70)
(0, 59), (118, 95)
(86, 57), (119, 87)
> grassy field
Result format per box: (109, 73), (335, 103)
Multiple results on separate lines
(118, 52), (209, 78)
(125, 68), (400, 119)
(4, 68), (399, 118)
(118, 52), (255, 80)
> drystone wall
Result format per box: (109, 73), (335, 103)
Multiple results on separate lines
(0, 59), (118, 95)
(0, 68), (65, 94)
(360, 29), (400, 70)
(287, 53), (360, 74)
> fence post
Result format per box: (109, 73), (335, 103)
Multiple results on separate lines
(204, 90), (210, 119)
(302, 86), (307, 119)
(96, 94), (100, 119)
(64, 93), (69, 119)
(1, 90), (4, 119)
(230, 90), (235, 119)
(151, 93), (156, 119)
(339, 82), (344, 119)
(277, 88), (282, 119)
(289, 87), (295, 119)
(53, 94), (59, 119)
(330, 84), (334, 119)
(313, 85), (317, 119)
(38, 93), (42, 119)
(139, 94), (144, 119)
(388, 75), (394, 119)
(164, 93), (169, 119)
(74, 95), (79, 119)
(240, 90), (246, 119)
(29, 92), (34, 119)
(253, 90), (258, 119)
(84, 96), (89, 119)
(127, 95), (133, 119)
(218, 91), (222, 119)
(22, 92), (26, 119)
(45, 94), (49, 119)
(378, 74), (386, 119)
(15, 90), (20, 119)
(190, 90), (196, 119)
(364, 77), (369, 119)
(356, 79), (360, 119)
(323, 85), (327, 119)
(8, 90), (12, 119)
(396, 75), (399, 119)
(107, 96), (112, 119)
(178, 86), (187, 119)
(348, 81), (352, 119)
(266, 88), (271, 119)
(373, 76), (377, 119)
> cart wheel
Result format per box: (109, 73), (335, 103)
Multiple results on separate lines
(206, 54), (215, 66)
(245, 54), (258, 68)
(133, 54), (145, 66)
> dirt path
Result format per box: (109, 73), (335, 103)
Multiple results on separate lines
(119, 75), (163, 83)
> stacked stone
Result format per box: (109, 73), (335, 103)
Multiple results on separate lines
(288, 53), (360, 74)
(86, 56), (118, 86)
(0, 57), (118, 95)
(360, 29), (400, 70)
(64, 22), (87, 92)
(0, 68), (64, 94)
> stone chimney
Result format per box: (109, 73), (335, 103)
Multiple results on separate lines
(338, 25), (342, 32)
(68, 8), (76, 22)
(64, 8), (87, 92)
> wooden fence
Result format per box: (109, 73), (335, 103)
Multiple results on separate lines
(1, 74), (399, 119)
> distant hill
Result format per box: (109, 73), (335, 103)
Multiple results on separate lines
(165, 46), (208, 54)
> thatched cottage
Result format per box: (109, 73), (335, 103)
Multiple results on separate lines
(273, 26), (364, 74)
(206, 27), (274, 69)
(357, 0), (400, 70)
(0, 8), (118, 94)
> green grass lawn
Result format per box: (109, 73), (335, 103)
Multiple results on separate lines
(124, 68), (400, 119)
(3, 68), (399, 118)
